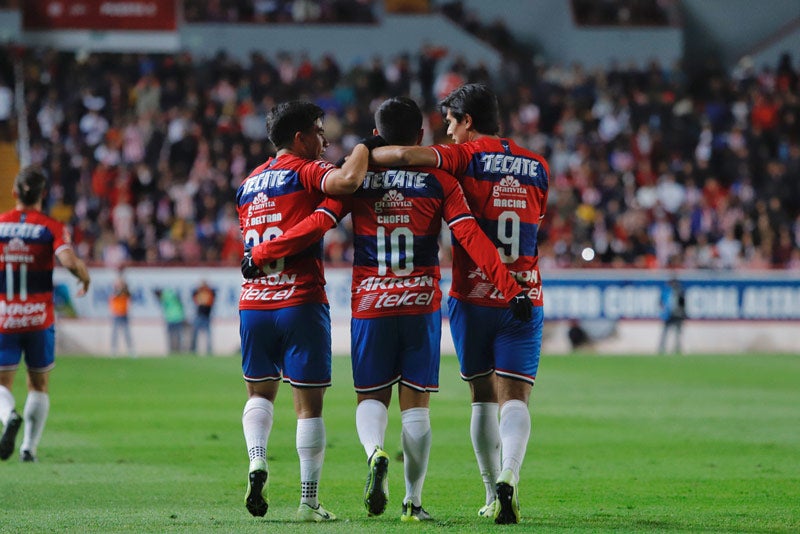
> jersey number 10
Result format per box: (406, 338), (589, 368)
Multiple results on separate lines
(376, 226), (414, 276)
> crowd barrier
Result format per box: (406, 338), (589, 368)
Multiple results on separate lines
(52, 267), (800, 356)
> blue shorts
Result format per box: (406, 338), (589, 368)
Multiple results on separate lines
(239, 303), (332, 388)
(350, 311), (441, 393)
(447, 297), (542, 385)
(0, 326), (56, 372)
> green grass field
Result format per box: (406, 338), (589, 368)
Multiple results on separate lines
(0, 353), (798, 533)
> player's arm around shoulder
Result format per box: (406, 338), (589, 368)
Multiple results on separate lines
(323, 144), (371, 195)
(371, 145), (438, 167)
(56, 247), (90, 296)
(250, 197), (349, 269)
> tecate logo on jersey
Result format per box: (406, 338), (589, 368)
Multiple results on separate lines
(242, 169), (293, 194)
(355, 290), (435, 312)
(0, 223), (46, 239)
(364, 170), (427, 190)
(480, 154), (540, 177)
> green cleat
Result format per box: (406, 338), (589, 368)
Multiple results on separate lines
(494, 469), (520, 524)
(244, 459), (268, 517)
(364, 447), (389, 516)
(478, 499), (498, 518)
(296, 502), (337, 522)
(400, 501), (433, 522)
(0, 410), (22, 461)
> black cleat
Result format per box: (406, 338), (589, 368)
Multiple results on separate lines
(20, 450), (37, 463)
(0, 410), (22, 461)
(245, 465), (269, 517)
(364, 447), (389, 516)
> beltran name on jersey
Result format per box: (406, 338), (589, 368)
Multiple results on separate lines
(431, 137), (550, 308)
(236, 154), (336, 311)
(0, 210), (71, 333)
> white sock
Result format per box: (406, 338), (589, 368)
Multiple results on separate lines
(356, 399), (388, 458)
(242, 397), (273, 468)
(0, 386), (14, 426)
(401, 407), (431, 507)
(20, 391), (49, 454)
(499, 400), (531, 481)
(471, 402), (501, 504)
(297, 417), (325, 507)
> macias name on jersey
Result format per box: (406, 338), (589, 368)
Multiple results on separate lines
(0, 222), (46, 239)
(480, 154), (540, 177)
(363, 170), (427, 190)
(242, 169), (293, 194)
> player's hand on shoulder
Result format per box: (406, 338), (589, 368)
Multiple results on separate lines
(509, 290), (533, 322)
(241, 247), (262, 279)
(359, 134), (387, 152)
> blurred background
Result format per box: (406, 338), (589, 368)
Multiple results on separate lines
(0, 0), (797, 355)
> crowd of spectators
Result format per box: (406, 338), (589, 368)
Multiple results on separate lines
(1, 38), (798, 271)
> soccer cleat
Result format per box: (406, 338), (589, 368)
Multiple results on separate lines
(20, 450), (37, 463)
(364, 447), (389, 516)
(400, 501), (433, 522)
(0, 410), (22, 461)
(296, 502), (337, 522)
(244, 459), (269, 517)
(494, 469), (520, 524)
(478, 499), (498, 518)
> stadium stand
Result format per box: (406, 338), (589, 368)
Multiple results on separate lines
(0, 1), (798, 272)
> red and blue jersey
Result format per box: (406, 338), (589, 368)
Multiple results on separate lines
(430, 137), (549, 307)
(0, 209), (71, 334)
(270, 166), (523, 319)
(236, 154), (338, 310)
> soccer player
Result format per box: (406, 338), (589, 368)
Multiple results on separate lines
(235, 100), (374, 522)
(371, 84), (550, 524)
(0, 166), (91, 463)
(243, 97), (532, 522)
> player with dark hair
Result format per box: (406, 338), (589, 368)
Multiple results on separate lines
(243, 96), (531, 522)
(371, 83), (550, 524)
(235, 100), (375, 522)
(0, 166), (91, 463)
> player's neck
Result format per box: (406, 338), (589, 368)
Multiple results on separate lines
(16, 202), (42, 211)
(468, 131), (496, 142)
